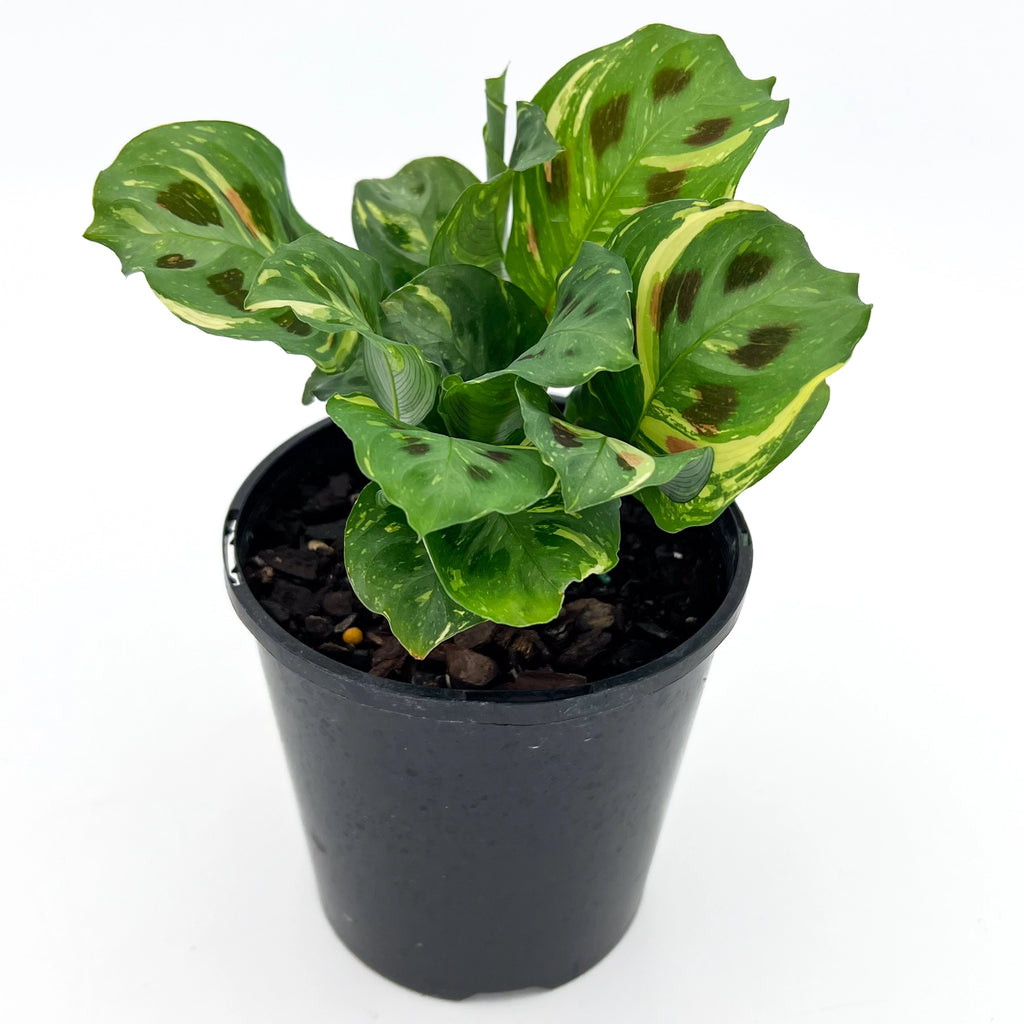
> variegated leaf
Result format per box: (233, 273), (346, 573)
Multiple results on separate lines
(423, 497), (620, 625)
(85, 121), (328, 354)
(245, 232), (386, 333)
(438, 373), (523, 445)
(507, 102), (563, 171)
(478, 242), (637, 389)
(607, 198), (871, 528)
(352, 157), (479, 292)
(246, 234), (438, 423)
(505, 24), (788, 310)
(301, 330), (370, 403)
(517, 381), (712, 511)
(484, 69), (508, 180)
(345, 482), (484, 658)
(564, 364), (645, 443)
(380, 264), (545, 378)
(326, 394), (555, 537)
(430, 102), (560, 275)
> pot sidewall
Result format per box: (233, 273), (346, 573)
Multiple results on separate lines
(224, 420), (753, 998)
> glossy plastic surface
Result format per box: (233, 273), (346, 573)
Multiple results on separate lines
(224, 420), (752, 998)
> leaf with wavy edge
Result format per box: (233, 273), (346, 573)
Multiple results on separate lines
(301, 330), (370, 403)
(430, 102), (560, 275)
(439, 374), (524, 445)
(606, 198), (870, 528)
(247, 233), (438, 423)
(345, 482), (484, 657)
(352, 157), (479, 292)
(85, 120), (330, 355)
(505, 24), (788, 310)
(326, 394), (555, 538)
(424, 498), (620, 625)
(477, 242), (637, 389)
(380, 264), (545, 379)
(564, 364), (645, 443)
(517, 381), (712, 512)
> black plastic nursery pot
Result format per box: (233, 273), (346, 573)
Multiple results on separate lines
(223, 419), (753, 999)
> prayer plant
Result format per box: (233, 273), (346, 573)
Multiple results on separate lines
(86, 24), (870, 658)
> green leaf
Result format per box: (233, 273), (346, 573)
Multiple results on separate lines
(301, 330), (369, 403)
(507, 101), (562, 171)
(517, 381), (712, 512)
(380, 264), (545, 378)
(85, 120), (330, 355)
(345, 482), (484, 658)
(607, 198), (871, 528)
(430, 102), (560, 275)
(564, 364), (645, 442)
(246, 233), (438, 423)
(326, 394), (556, 537)
(423, 498), (620, 626)
(480, 242), (637, 389)
(484, 69), (508, 180)
(361, 338), (439, 426)
(438, 374), (523, 444)
(246, 232), (385, 333)
(505, 25), (789, 310)
(352, 157), (479, 291)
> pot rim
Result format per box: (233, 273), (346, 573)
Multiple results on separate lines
(223, 419), (753, 724)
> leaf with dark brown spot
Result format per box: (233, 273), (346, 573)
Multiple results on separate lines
(544, 151), (571, 203)
(646, 169), (687, 206)
(156, 179), (222, 226)
(591, 93), (630, 159)
(652, 67), (692, 101)
(155, 253), (195, 269)
(684, 117), (732, 145)
(724, 251), (773, 292)
(683, 384), (738, 434)
(506, 27), (788, 310)
(206, 267), (247, 309)
(518, 380), (713, 512)
(271, 309), (314, 336)
(552, 422), (583, 448)
(729, 324), (796, 368)
(483, 450), (513, 463)
(327, 395), (556, 538)
(658, 269), (702, 329)
(85, 121), (330, 358)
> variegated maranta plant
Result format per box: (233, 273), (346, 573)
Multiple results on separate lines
(86, 24), (870, 658)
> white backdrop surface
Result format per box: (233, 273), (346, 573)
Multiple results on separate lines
(2, 1), (1020, 1021)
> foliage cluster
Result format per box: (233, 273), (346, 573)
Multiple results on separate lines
(86, 25), (869, 656)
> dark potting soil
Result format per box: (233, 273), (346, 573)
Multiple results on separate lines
(241, 445), (728, 692)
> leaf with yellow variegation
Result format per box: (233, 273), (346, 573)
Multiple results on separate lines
(85, 121), (328, 356)
(345, 482), (484, 657)
(606, 199), (871, 528)
(505, 24), (788, 310)
(352, 157), (479, 292)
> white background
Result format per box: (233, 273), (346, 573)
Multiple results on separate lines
(2, 0), (1021, 1020)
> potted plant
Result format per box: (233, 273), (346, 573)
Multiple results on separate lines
(85, 24), (869, 999)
